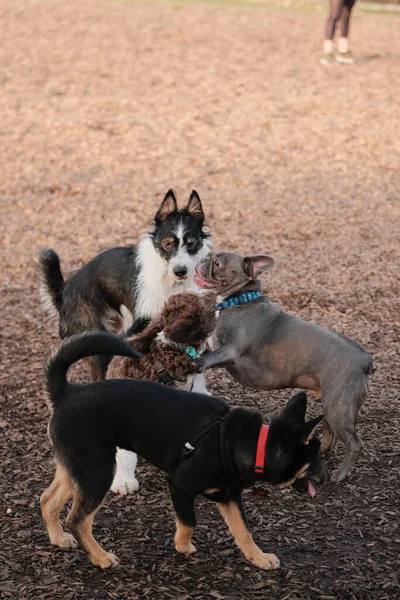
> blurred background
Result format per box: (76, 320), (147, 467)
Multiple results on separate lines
(1, 1), (399, 599)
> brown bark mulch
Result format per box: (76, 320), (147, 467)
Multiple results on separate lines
(1, 1), (399, 599)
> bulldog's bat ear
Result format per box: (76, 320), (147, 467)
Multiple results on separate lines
(186, 190), (205, 224)
(282, 391), (307, 423)
(243, 254), (275, 280)
(155, 190), (178, 224)
(298, 414), (324, 443)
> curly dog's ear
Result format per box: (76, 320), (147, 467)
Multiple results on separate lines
(164, 314), (196, 345)
(129, 316), (164, 353)
(164, 296), (216, 345)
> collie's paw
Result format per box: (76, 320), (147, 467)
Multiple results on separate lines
(91, 551), (120, 569)
(175, 542), (197, 555)
(110, 478), (139, 495)
(252, 552), (280, 570)
(51, 533), (78, 549)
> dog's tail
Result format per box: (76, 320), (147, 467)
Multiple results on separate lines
(39, 248), (65, 316)
(45, 332), (142, 409)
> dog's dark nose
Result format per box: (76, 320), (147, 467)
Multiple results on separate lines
(173, 266), (188, 278)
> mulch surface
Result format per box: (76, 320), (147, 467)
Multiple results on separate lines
(1, 0), (399, 598)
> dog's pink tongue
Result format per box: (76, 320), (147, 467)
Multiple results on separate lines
(307, 480), (316, 498)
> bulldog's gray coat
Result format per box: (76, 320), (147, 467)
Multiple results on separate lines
(194, 251), (373, 482)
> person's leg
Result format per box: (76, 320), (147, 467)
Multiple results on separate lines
(337, 0), (357, 60)
(325, 0), (345, 46)
(321, 0), (345, 63)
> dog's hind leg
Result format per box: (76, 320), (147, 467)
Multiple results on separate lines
(65, 463), (118, 568)
(331, 425), (364, 483)
(217, 495), (280, 570)
(321, 419), (338, 454)
(322, 385), (365, 483)
(168, 482), (197, 554)
(40, 463), (78, 549)
(90, 354), (113, 381)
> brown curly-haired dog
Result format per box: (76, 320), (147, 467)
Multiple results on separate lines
(107, 291), (216, 389)
(107, 291), (217, 496)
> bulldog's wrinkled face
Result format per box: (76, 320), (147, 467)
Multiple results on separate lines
(194, 251), (274, 298)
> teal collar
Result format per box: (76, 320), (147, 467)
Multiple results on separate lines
(170, 341), (198, 359)
(217, 290), (261, 311)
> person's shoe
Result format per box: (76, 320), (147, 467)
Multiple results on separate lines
(319, 52), (335, 65)
(335, 51), (355, 64)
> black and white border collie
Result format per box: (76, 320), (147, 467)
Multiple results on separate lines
(39, 189), (212, 382)
(39, 190), (212, 495)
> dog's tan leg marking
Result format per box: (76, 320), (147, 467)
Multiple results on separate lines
(174, 518), (196, 554)
(40, 464), (78, 549)
(217, 502), (280, 570)
(204, 488), (222, 494)
(321, 419), (338, 453)
(66, 499), (119, 569)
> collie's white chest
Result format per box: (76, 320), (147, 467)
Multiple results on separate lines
(134, 235), (210, 319)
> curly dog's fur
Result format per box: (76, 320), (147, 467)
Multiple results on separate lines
(107, 292), (216, 386)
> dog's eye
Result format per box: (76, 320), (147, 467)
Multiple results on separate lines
(162, 238), (174, 250)
(232, 269), (236, 275)
(186, 239), (196, 248)
(215, 259), (221, 268)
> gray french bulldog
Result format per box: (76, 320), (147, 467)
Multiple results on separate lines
(194, 251), (374, 483)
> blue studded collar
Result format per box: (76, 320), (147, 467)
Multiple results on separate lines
(216, 290), (262, 312)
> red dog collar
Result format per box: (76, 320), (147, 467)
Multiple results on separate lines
(254, 424), (269, 475)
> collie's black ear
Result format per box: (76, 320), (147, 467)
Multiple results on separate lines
(282, 391), (307, 423)
(186, 190), (204, 224)
(298, 414), (324, 442)
(155, 190), (178, 223)
(243, 255), (274, 280)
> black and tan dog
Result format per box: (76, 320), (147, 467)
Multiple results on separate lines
(41, 332), (324, 570)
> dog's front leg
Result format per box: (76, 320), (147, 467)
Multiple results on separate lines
(196, 345), (238, 371)
(168, 482), (197, 555)
(217, 495), (280, 570)
(110, 449), (139, 495)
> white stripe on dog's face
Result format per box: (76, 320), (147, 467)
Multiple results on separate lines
(167, 221), (194, 281)
(175, 221), (186, 250)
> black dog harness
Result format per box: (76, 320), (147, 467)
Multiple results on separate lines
(177, 420), (271, 500)
(178, 416), (243, 499)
